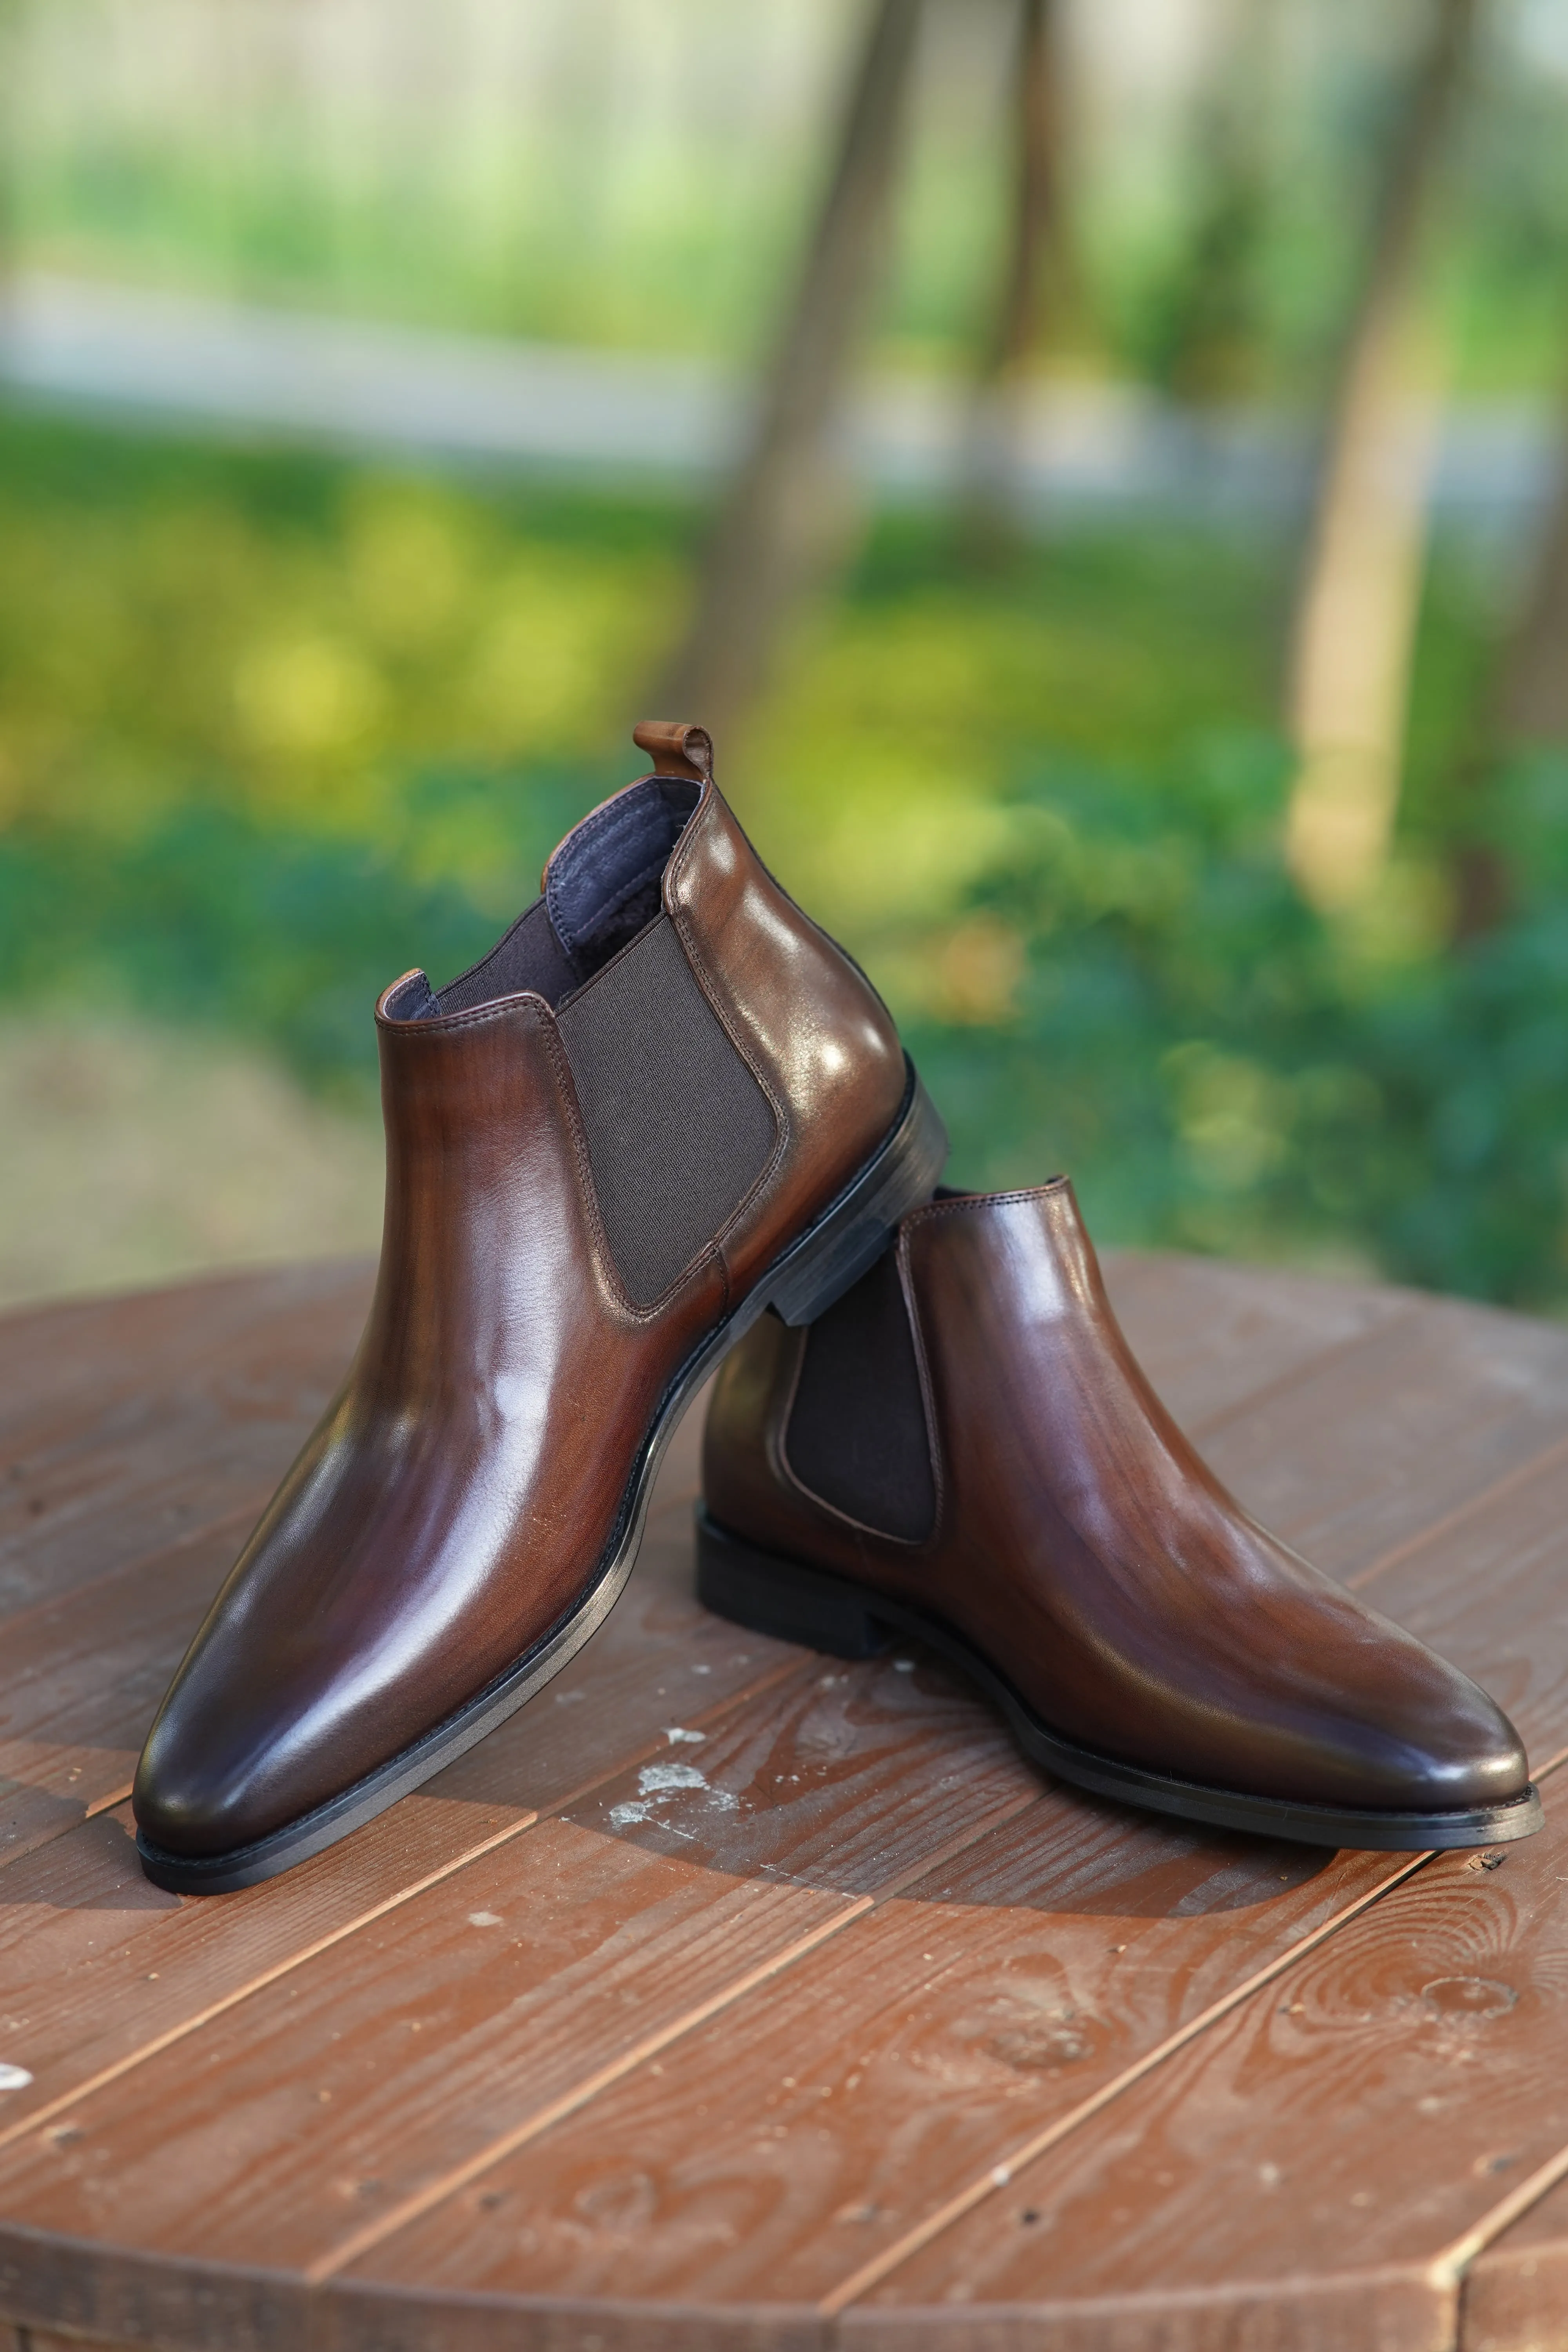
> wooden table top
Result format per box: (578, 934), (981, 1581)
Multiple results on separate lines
(0, 1252), (1566, 2352)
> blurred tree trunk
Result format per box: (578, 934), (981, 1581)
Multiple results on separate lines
(1283, 0), (1477, 915)
(1450, 373), (1568, 939)
(1154, 0), (1272, 409)
(657, 0), (923, 748)
(956, 0), (1071, 561)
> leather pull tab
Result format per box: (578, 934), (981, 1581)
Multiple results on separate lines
(632, 719), (714, 785)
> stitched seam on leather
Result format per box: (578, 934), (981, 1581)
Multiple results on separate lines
(903, 1177), (1071, 1230)
(661, 768), (708, 899)
(376, 989), (552, 1039)
(897, 1230), (948, 1546)
(767, 1319), (809, 1491)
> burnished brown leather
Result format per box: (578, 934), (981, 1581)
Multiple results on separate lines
(664, 786), (907, 1299)
(135, 741), (914, 1865)
(631, 718), (714, 782)
(703, 1182), (1531, 1817)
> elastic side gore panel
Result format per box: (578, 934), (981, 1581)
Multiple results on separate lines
(784, 1246), (936, 1542)
(556, 914), (777, 1307)
(434, 897), (578, 1017)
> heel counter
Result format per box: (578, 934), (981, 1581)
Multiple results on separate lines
(666, 784), (907, 1202)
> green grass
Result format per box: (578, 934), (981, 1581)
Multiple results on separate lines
(1, 407), (1564, 1308)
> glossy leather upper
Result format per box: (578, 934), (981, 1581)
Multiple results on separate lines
(703, 1183), (1531, 1815)
(134, 766), (906, 1859)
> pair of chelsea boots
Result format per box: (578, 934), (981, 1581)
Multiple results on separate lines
(133, 722), (1540, 1893)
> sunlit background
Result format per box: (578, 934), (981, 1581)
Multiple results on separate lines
(2, 0), (1567, 1311)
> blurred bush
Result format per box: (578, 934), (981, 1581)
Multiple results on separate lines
(2, 407), (1563, 1308)
(907, 737), (1568, 1304)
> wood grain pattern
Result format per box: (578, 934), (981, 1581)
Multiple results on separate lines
(857, 1778), (1568, 2348)
(278, 1308), (1568, 2314)
(0, 1494), (799, 2143)
(339, 1793), (1414, 2320)
(0, 1819), (853, 2281)
(0, 1256), (1559, 2352)
(0, 1651), (1041, 2340)
(1189, 1294), (1568, 1582)
(1463, 2180), (1568, 2352)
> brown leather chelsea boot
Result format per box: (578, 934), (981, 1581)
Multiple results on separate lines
(698, 1179), (1541, 1851)
(134, 722), (946, 1892)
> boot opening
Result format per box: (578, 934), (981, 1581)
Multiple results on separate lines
(544, 774), (701, 979)
(387, 774), (701, 1023)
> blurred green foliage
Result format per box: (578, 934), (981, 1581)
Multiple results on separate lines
(2, 407), (1564, 1308)
(11, 3), (1568, 397)
(907, 740), (1568, 1306)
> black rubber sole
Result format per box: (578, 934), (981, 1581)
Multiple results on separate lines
(136, 1060), (949, 1896)
(694, 1510), (1545, 1853)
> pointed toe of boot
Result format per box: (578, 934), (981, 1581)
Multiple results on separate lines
(132, 1620), (339, 1875)
(1369, 1667), (1531, 1818)
(133, 1687), (282, 1865)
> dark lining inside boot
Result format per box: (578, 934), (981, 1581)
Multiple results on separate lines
(383, 774), (702, 1023)
(546, 775), (701, 977)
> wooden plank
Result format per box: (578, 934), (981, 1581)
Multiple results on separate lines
(814, 1428), (1568, 2334)
(0, 1649), (1041, 2348)
(1188, 1292), (1568, 1581)
(0, 1266), (372, 1622)
(0, 1793), (542, 2138)
(0, 1255), (1546, 2352)
(332, 1793), (1414, 2331)
(328, 1285), (1568, 2333)
(1102, 1252), (1414, 1434)
(0, 1815), (853, 2278)
(1353, 1442), (1568, 1771)
(1464, 2175), (1568, 2350)
(0, 1489), (805, 2145)
(0, 1263), (369, 1457)
(0, 1264), (358, 1426)
(0, 1512), (250, 1865)
(846, 1776), (1568, 2350)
